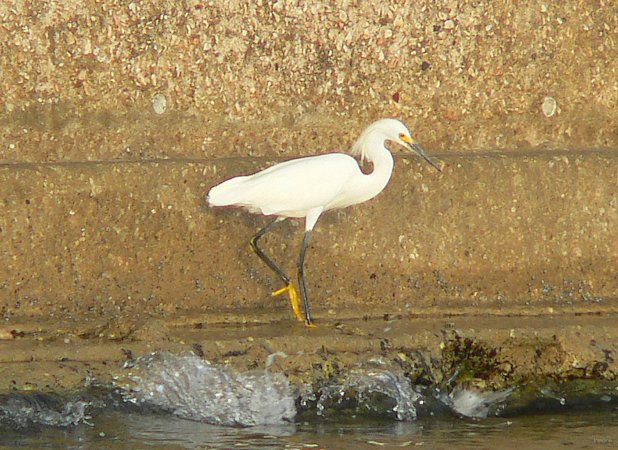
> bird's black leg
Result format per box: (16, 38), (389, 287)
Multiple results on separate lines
(250, 218), (290, 284)
(297, 230), (314, 326)
(250, 218), (304, 322)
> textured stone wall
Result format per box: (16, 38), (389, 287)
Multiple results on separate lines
(1, 1), (616, 163)
(1, 151), (616, 318)
(0, 1), (617, 320)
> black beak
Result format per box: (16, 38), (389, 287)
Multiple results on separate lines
(409, 142), (442, 172)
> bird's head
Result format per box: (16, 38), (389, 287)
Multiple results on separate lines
(391, 120), (441, 172)
(351, 119), (441, 171)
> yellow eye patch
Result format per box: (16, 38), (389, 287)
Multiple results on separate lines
(399, 133), (414, 144)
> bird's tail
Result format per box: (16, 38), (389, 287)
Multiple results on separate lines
(206, 176), (248, 206)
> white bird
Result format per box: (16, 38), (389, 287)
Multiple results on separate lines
(207, 118), (441, 326)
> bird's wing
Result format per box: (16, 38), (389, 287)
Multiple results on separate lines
(209, 153), (360, 217)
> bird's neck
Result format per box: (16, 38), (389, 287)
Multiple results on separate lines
(352, 140), (395, 205)
(366, 144), (395, 189)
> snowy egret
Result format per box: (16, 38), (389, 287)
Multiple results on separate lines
(207, 118), (441, 326)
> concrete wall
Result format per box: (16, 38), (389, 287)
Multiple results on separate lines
(1, 1), (617, 162)
(0, 1), (616, 319)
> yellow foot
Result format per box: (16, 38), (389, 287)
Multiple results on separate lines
(272, 283), (304, 323)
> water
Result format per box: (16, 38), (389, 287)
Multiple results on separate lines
(312, 367), (421, 421)
(115, 352), (295, 426)
(1, 352), (617, 448)
(3, 409), (618, 449)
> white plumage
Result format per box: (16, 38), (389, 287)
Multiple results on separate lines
(208, 153), (358, 220)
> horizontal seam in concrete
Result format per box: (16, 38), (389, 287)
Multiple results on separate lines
(0, 148), (615, 169)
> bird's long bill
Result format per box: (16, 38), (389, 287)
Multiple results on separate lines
(409, 142), (442, 172)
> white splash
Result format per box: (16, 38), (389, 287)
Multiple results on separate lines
(115, 352), (296, 427)
(316, 368), (420, 421)
(440, 387), (513, 419)
(0, 394), (91, 428)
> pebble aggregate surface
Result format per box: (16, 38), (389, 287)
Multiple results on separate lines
(0, 1), (616, 398)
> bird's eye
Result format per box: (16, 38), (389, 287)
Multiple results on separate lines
(399, 133), (412, 143)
